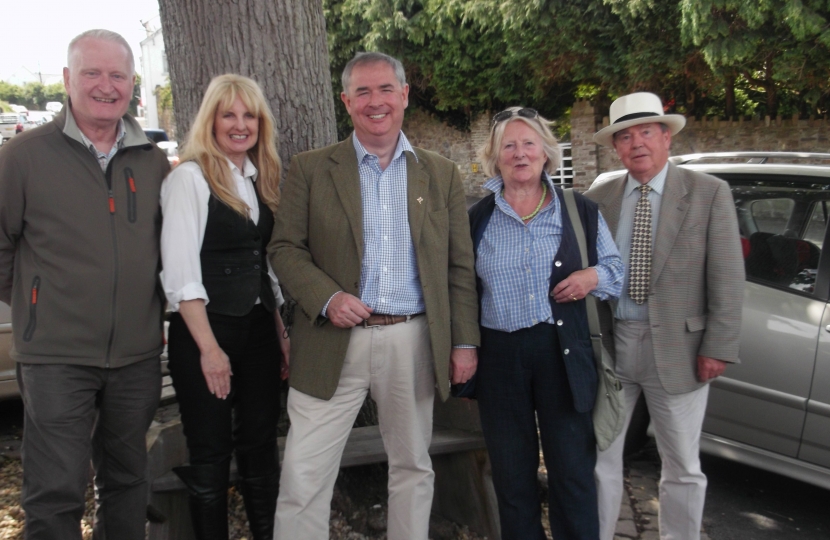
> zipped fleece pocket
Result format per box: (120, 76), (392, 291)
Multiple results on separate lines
(124, 168), (137, 223)
(23, 276), (40, 342)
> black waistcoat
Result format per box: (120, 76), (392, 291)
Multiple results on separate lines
(200, 185), (275, 317)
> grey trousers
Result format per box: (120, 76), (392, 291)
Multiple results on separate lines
(17, 358), (161, 540)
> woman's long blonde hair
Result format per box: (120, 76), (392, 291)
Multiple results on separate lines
(179, 74), (281, 215)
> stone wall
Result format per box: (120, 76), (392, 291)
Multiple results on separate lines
(573, 101), (830, 182)
(402, 109), (491, 197)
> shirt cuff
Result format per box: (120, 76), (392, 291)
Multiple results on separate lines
(166, 282), (209, 311)
(453, 344), (476, 349)
(321, 291), (342, 318)
(589, 265), (613, 301)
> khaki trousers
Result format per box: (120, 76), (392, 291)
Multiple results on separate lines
(595, 320), (709, 540)
(274, 316), (436, 540)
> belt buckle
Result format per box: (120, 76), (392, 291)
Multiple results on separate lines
(361, 318), (381, 329)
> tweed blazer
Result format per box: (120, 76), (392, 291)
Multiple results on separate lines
(268, 135), (480, 402)
(584, 163), (744, 394)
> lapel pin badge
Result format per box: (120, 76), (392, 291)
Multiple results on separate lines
(417, 197), (424, 204)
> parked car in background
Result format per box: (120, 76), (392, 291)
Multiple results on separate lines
(594, 152), (830, 490)
(0, 112), (30, 144)
(157, 141), (179, 168)
(0, 302), (14, 399)
(143, 128), (169, 143)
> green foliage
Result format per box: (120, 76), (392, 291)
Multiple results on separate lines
(156, 83), (174, 112)
(324, 0), (830, 130)
(0, 81), (66, 110)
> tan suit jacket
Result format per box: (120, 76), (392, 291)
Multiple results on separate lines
(585, 163), (744, 394)
(268, 136), (480, 401)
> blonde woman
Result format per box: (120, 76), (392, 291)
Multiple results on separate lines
(160, 74), (288, 540)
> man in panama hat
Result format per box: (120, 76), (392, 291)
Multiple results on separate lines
(585, 92), (744, 540)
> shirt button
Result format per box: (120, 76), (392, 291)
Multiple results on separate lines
(532, 319), (537, 324)
(380, 298), (386, 303)
(525, 248), (529, 253)
(224, 268), (231, 274)
(383, 235), (388, 241)
(383, 267), (388, 272)
(557, 319), (563, 326)
(383, 205), (388, 210)
(563, 348), (570, 355)
(529, 294), (534, 299)
(555, 261), (562, 267)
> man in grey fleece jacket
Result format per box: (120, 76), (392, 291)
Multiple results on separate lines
(0, 30), (169, 540)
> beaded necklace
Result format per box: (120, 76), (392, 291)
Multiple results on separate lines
(503, 182), (547, 221)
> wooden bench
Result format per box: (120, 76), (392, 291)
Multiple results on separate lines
(146, 396), (500, 539)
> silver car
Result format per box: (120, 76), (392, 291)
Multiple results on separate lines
(596, 152), (830, 490)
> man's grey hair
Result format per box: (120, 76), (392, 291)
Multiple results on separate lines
(67, 29), (135, 74)
(341, 52), (407, 94)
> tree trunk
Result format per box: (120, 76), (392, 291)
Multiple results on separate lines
(157, 0), (337, 166)
(724, 71), (735, 119)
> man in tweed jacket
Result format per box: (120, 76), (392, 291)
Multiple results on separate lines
(268, 52), (479, 540)
(585, 93), (744, 540)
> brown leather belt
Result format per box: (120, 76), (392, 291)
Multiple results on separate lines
(361, 313), (423, 328)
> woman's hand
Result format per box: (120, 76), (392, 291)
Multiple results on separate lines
(178, 299), (232, 399)
(200, 346), (232, 399)
(552, 268), (598, 303)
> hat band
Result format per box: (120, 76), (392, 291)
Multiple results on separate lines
(613, 111), (660, 124)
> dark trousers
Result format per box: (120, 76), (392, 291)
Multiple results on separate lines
(167, 304), (281, 474)
(477, 324), (599, 540)
(17, 358), (161, 540)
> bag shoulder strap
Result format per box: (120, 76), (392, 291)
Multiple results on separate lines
(562, 189), (602, 353)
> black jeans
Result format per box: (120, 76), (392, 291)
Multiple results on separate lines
(477, 323), (599, 540)
(168, 304), (281, 473)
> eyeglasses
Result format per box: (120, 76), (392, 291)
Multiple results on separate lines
(492, 108), (539, 126)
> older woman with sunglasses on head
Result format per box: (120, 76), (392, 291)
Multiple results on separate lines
(160, 74), (289, 540)
(469, 107), (623, 539)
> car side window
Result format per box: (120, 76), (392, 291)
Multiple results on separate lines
(730, 179), (826, 294)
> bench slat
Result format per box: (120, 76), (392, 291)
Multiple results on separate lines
(152, 426), (485, 493)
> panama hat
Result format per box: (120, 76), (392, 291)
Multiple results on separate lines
(593, 92), (686, 147)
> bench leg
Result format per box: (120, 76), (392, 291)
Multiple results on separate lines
(147, 491), (196, 540)
(431, 449), (501, 540)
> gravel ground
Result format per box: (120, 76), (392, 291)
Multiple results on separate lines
(0, 399), (488, 540)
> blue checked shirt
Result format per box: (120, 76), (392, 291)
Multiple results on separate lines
(613, 163), (667, 321)
(477, 174), (624, 332)
(354, 133), (425, 315)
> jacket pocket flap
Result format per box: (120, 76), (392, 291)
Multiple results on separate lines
(686, 315), (707, 332)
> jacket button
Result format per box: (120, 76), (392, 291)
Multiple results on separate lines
(254, 265), (261, 270)
(224, 269), (231, 274)
(556, 319), (563, 326)
(254, 250), (259, 256)
(554, 261), (562, 267)
(563, 348), (570, 355)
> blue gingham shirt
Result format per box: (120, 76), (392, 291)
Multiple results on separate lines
(613, 163), (667, 321)
(477, 174), (624, 332)
(346, 132), (425, 315)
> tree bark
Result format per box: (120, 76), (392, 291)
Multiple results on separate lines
(157, 0), (336, 166)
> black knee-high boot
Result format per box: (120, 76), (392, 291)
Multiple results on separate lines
(236, 450), (280, 540)
(174, 457), (231, 540)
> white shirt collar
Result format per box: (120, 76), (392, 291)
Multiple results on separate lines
(624, 162), (669, 198)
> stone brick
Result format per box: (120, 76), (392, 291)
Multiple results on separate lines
(615, 519), (638, 538)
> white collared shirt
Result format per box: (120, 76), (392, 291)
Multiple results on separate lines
(159, 157), (283, 311)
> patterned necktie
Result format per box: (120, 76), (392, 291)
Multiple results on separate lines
(629, 185), (652, 304)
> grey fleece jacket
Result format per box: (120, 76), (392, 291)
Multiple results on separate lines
(0, 106), (170, 367)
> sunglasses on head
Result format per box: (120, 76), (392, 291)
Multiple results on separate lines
(492, 108), (539, 126)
